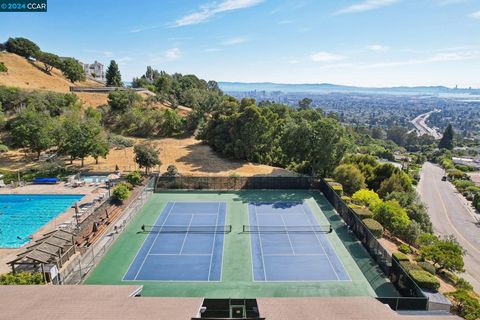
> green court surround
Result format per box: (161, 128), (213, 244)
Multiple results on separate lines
(85, 190), (398, 298)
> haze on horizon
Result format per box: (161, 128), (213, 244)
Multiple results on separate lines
(2, 0), (480, 88)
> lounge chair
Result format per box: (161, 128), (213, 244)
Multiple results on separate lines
(32, 177), (60, 184)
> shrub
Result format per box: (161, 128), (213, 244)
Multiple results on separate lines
(363, 218), (384, 238)
(398, 243), (412, 254)
(456, 278), (473, 291)
(0, 62), (7, 73)
(163, 164), (179, 177)
(373, 200), (410, 237)
(418, 261), (436, 275)
(348, 203), (362, 210)
(448, 290), (480, 320)
(409, 269), (440, 291)
(125, 170), (142, 185)
(341, 195), (351, 204)
(351, 189), (382, 210)
(328, 182), (344, 196)
(0, 272), (44, 285)
(112, 183), (131, 202)
(399, 261), (421, 273)
(353, 208), (374, 220)
(108, 134), (134, 149)
(0, 144), (9, 153)
(392, 252), (409, 262)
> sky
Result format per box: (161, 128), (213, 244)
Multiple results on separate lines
(1, 0), (480, 87)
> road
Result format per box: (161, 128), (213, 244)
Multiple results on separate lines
(418, 162), (480, 292)
(411, 110), (442, 140)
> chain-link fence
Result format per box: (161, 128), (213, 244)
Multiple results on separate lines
(316, 178), (429, 311)
(59, 181), (153, 284)
(155, 176), (312, 190)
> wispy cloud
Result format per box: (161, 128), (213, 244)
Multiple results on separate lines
(335, 0), (399, 15)
(174, 0), (264, 27)
(205, 48), (223, 52)
(223, 36), (249, 46)
(433, 0), (467, 5)
(164, 48), (182, 61)
(278, 20), (293, 25)
(318, 49), (478, 69)
(310, 51), (346, 62)
(368, 44), (389, 52)
(470, 11), (480, 19)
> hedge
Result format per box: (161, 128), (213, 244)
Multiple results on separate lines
(363, 218), (384, 238)
(393, 252), (409, 262)
(353, 208), (374, 220)
(398, 243), (412, 254)
(409, 269), (440, 291)
(418, 261), (436, 275)
(341, 195), (351, 204)
(329, 183), (343, 196)
(399, 261), (421, 273)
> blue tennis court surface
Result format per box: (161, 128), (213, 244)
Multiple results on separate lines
(124, 201), (226, 281)
(248, 201), (350, 281)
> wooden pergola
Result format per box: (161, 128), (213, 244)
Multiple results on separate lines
(8, 229), (76, 283)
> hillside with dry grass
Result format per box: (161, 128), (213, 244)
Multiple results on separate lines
(0, 52), (108, 106)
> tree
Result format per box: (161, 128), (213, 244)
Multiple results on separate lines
(378, 172), (412, 198)
(159, 109), (184, 136)
(298, 98), (313, 110)
(37, 52), (61, 73)
(134, 143), (161, 174)
(283, 116), (347, 176)
(106, 60), (122, 87)
(60, 58), (86, 83)
(107, 90), (141, 112)
(420, 235), (465, 272)
(438, 124), (454, 150)
(387, 125), (408, 146)
(333, 164), (366, 195)
(5, 37), (40, 58)
(11, 107), (54, 159)
(373, 200), (410, 236)
(57, 113), (107, 166)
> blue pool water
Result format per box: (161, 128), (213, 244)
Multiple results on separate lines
(0, 194), (84, 248)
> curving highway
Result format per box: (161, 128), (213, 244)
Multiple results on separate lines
(418, 162), (480, 292)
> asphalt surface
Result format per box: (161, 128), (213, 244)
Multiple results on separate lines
(418, 162), (480, 292)
(410, 110), (442, 139)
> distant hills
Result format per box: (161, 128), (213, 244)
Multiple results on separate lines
(219, 82), (480, 96)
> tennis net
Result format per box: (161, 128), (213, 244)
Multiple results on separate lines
(242, 225), (332, 233)
(140, 224), (232, 233)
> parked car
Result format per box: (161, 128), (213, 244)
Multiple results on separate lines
(441, 176), (447, 181)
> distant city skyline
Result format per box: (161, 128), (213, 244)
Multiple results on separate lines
(1, 0), (480, 87)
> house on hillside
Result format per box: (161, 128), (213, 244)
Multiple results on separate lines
(81, 60), (105, 82)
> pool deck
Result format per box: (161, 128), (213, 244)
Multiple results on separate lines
(0, 182), (107, 273)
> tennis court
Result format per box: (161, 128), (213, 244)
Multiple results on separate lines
(123, 201), (228, 281)
(248, 201), (350, 281)
(87, 190), (397, 298)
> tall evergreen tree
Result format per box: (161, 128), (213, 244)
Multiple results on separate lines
(105, 60), (122, 87)
(438, 124), (454, 150)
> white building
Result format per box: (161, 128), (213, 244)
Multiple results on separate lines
(81, 61), (105, 82)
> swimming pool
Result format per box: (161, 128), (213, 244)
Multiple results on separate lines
(0, 194), (84, 248)
(81, 175), (109, 183)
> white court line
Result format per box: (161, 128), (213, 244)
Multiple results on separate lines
(263, 253), (326, 256)
(149, 253), (211, 256)
(280, 214), (296, 256)
(301, 203), (340, 281)
(179, 214), (194, 254)
(207, 202), (221, 281)
(254, 205), (268, 281)
(133, 202), (176, 280)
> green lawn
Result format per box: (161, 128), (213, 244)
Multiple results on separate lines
(85, 190), (398, 298)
